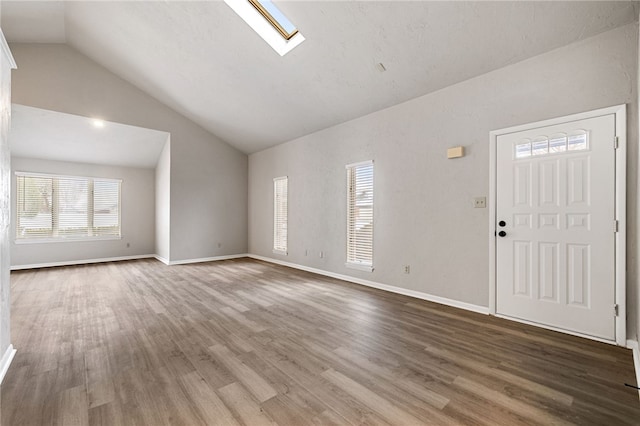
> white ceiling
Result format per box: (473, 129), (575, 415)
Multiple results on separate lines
(10, 104), (169, 168)
(2, 1), (638, 154)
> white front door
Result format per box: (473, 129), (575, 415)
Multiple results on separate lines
(496, 113), (616, 340)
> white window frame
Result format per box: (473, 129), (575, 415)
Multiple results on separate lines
(15, 171), (122, 243)
(273, 176), (288, 255)
(345, 160), (374, 272)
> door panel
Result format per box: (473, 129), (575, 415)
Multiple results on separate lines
(538, 242), (559, 302)
(496, 114), (615, 340)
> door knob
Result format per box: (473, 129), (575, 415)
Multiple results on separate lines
(499, 220), (506, 227)
(498, 231), (507, 237)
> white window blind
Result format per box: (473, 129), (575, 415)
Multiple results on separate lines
(57, 177), (88, 237)
(273, 176), (288, 254)
(93, 180), (121, 236)
(16, 172), (121, 241)
(346, 161), (374, 270)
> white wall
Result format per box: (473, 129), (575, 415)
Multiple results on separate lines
(155, 138), (171, 262)
(10, 157), (155, 268)
(0, 27), (14, 373)
(249, 24), (639, 338)
(9, 43), (248, 263)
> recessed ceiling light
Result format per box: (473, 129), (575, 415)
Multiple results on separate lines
(92, 119), (105, 128)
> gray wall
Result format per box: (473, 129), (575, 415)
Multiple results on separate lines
(11, 157), (156, 267)
(155, 139), (171, 262)
(249, 24), (639, 339)
(9, 43), (248, 263)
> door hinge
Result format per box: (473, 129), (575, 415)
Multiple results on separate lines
(614, 136), (619, 149)
(614, 220), (619, 233)
(614, 304), (619, 317)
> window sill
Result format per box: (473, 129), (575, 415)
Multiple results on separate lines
(15, 236), (122, 245)
(345, 262), (373, 272)
(273, 249), (288, 256)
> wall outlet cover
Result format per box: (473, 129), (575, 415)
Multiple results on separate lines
(474, 197), (486, 208)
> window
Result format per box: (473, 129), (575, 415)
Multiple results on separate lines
(248, 0), (298, 40)
(16, 172), (121, 241)
(224, 0), (305, 56)
(346, 161), (374, 271)
(273, 176), (288, 254)
(514, 131), (588, 159)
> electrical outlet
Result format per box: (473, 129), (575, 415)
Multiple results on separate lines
(305, 249), (308, 256)
(217, 242), (222, 248)
(126, 242), (130, 248)
(474, 197), (486, 208)
(319, 251), (324, 258)
(404, 265), (410, 274)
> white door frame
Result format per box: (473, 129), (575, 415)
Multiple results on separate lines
(489, 104), (627, 346)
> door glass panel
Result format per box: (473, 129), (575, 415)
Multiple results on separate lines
(549, 135), (567, 153)
(532, 138), (549, 156)
(568, 132), (588, 151)
(515, 141), (531, 158)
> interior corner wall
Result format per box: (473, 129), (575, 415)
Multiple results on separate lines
(10, 157), (156, 267)
(249, 23), (640, 339)
(155, 138), (170, 262)
(8, 43), (248, 263)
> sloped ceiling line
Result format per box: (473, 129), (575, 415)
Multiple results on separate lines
(2, 1), (638, 154)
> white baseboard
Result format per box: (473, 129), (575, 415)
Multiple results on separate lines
(495, 313), (616, 345)
(154, 255), (170, 265)
(164, 253), (249, 266)
(627, 339), (640, 399)
(10, 254), (156, 271)
(247, 254), (489, 315)
(0, 344), (16, 385)
(11, 253), (250, 270)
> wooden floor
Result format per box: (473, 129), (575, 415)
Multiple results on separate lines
(1, 259), (638, 425)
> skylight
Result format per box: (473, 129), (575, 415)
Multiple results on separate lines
(248, 0), (298, 40)
(224, 0), (305, 56)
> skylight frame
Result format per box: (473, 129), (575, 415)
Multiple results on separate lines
(248, 0), (299, 41)
(224, 0), (305, 56)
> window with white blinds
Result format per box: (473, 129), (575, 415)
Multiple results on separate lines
(346, 161), (374, 271)
(16, 172), (121, 241)
(273, 176), (288, 254)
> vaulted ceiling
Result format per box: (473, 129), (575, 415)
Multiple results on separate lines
(2, 1), (638, 154)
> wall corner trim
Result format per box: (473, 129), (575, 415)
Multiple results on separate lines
(0, 29), (17, 69)
(0, 344), (16, 385)
(247, 254), (490, 315)
(627, 339), (640, 399)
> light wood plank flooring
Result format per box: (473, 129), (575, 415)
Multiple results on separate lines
(1, 258), (638, 425)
